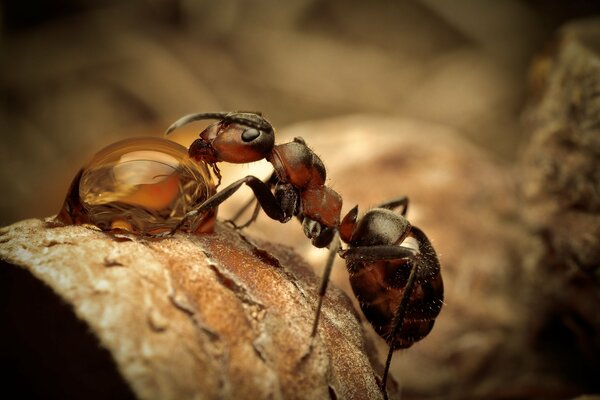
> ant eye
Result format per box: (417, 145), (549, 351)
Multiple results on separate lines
(210, 122), (274, 163)
(242, 128), (261, 142)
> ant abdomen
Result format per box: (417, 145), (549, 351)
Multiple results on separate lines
(347, 226), (444, 349)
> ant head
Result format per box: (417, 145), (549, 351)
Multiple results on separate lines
(166, 111), (275, 164)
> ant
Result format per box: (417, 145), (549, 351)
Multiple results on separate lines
(154, 111), (444, 399)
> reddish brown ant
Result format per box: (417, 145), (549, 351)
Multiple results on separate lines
(154, 111), (444, 399)
(339, 201), (443, 398)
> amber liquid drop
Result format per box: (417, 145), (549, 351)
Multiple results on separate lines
(58, 137), (216, 234)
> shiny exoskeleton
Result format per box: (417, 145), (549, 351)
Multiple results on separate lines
(340, 203), (444, 350)
(157, 111), (444, 399)
(339, 202), (443, 396)
(158, 112), (343, 249)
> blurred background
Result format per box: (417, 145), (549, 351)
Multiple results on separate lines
(2, 1), (600, 399)
(1, 0), (599, 225)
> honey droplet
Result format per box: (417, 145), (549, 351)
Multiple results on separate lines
(58, 137), (216, 234)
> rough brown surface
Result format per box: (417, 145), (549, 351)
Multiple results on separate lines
(0, 218), (389, 400)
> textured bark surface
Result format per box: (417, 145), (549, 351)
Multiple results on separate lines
(520, 16), (600, 388)
(523, 18), (600, 271)
(0, 218), (389, 400)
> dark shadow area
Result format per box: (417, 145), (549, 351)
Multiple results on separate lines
(0, 262), (136, 400)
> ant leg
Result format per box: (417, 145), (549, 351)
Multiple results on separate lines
(341, 244), (419, 400)
(381, 261), (418, 400)
(147, 175), (290, 238)
(342, 226), (442, 400)
(310, 231), (341, 337)
(341, 245), (416, 263)
(225, 172), (277, 229)
(225, 199), (260, 230)
(377, 196), (409, 216)
(342, 226), (440, 267)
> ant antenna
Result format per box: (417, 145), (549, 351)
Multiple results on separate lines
(165, 111), (272, 135)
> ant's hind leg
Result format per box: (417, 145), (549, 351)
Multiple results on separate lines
(377, 196), (409, 216)
(339, 243), (418, 399)
(341, 244), (419, 400)
(342, 245), (416, 264)
(381, 262), (418, 400)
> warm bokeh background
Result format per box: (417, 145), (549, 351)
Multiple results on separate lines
(1, 0), (599, 225)
(2, 2), (600, 399)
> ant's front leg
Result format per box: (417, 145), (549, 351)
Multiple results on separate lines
(146, 175), (294, 239)
(225, 172), (278, 230)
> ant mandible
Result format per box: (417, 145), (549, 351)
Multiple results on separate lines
(156, 111), (444, 399)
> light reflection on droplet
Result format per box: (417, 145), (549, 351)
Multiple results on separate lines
(59, 137), (216, 234)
